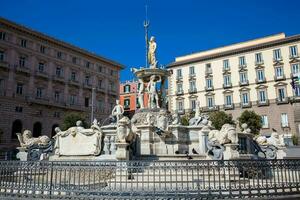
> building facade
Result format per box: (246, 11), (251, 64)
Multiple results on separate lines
(168, 33), (300, 137)
(119, 80), (148, 118)
(0, 18), (123, 150)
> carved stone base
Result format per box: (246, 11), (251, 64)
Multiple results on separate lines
(16, 147), (28, 161)
(223, 144), (240, 160)
(115, 143), (129, 160)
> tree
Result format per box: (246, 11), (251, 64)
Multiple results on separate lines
(238, 110), (262, 135)
(209, 111), (235, 130)
(62, 112), (88, 130)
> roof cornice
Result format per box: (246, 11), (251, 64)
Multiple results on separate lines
(167, 34), (300, 68)
(0, 17), (124, 69)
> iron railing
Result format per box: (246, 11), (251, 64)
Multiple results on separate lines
(0, 159), (300, 199)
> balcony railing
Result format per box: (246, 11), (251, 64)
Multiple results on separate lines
(223, 83), (232, 89)
(255, 78), (266, 84)
(223, 103), (234, 110)
(289, 54), (299, 59)
(201, 105), (219, 112)
(276, 97), (289, 105)
(241, 101), (252, 108)
(188, 88), (197, 94)
(0, 61), (9, 70)
(14, 65), (30, 74)
(68, 79), (80, 87)
(255, 60), (264, 66)
(274, 74), (286, 81)
(189, 73), (196, 78)
(177, 109), (185, 114)
(205, 86), (214, 91)
(239, 80), (249, 86)
(273, 57), (283, 62)
(176, 90), (184, 95)
(35, 71), (49, 79)
(238, 64), (247, 69)
(52, 75), (65, 83)
(257, 99), (270, 106)
(205, 68), (212, 75)
(176, 75), (183, 80)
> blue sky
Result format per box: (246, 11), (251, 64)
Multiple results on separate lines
(1, 0), (300, 81)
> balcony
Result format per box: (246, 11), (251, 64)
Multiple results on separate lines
(83, 83), (93, 90)
(52, 75), (65, 83)
(222, 68), (230, 73)
(255, 60), (264, 66)
(223, 83), (232, 89)
(68, 79), (80, 87)
(257, 99), (269, 107)
(177, 109), (185, 115)
(289, 54), (299, 60)
(14, 65), (30, 75)
(255, 78), (266, 84)
(35, 71), (49, 79)
(97, 87), (106, 93)
(0, 61), (9, 70)
(205, 68), (212, 76)
(239, 80), (249, 86)
(205, 86), (214, 91)
(276, 97), (289, 105)
(273, 58), (283, 63)
(26, 96), (50, 106)
(290, 96), (300, 103)
(241, 102), (252, 108)
(238, 64), (247, 70)
(176, 90), (184, 95)
(176, 75), (183, 81)
(223, 104), (234, 110)
(274, 75), (286, 81)
(188, 88), (197, 94)
(124, 105), (130, 110)
(189, 73), (196, 79)
(108, 89), (117, 96)
(201, 105), (219, 112)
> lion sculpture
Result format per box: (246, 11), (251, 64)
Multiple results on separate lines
(16, 130), (50, 149)
(116, 116), (136, 143)
(255, 131), (285, 147)
(208, 124), (238, 145)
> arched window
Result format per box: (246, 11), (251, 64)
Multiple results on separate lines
(33, 122), (42, 137)
(51, 124), (59, 137)
(11, 119), (22, 139)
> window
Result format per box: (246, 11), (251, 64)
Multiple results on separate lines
(85, 97), (89, 107)
(98, 100), (104, 111)
(239, 56), (246, 66)
(85, 76), (90, 85)
(295, 85), (300, 97)
(36, 88), (43, 98)
(290, 45), (298, 58)
(189, 80), (196, 91)
(189, 66), (195, 75)
(257, 69), (265, 82)
(178, 101), (183, 111)
(86, 61), (90, 68)
(292, 63), (300, 76)
(15, 106), (23, 113)
(177, 69), (182, 78)
(98, 79), (102, 88)
(54, 112), (60, 118)
(241, 92), (249, 105)
(19, 56), (26, 67)
(207, 97), (214, 108)
(56, 67), (62, 77)
(273, 49), (282, 61)
(275, 66), (284, 78)
(206, 78), (213, 89)
(177, 83), (183, 93)
(70, 95), (77, 105)
(98, 65), (103, 72)
(16, 83), (23, 95)
(191, 99), (196, 111)
(72, 57), (77, 64)
(124, 85), (130, 93)
(224, 75), (231, 86)
(261, 115), (269, 128)
(206, 63), (212, 72)
(54, 91), (60, 102)
(0, 32), (6, 40)
(239, 72), (248, 84)
(223, 59), (230, 70)
(71, 71), (76, 81)
(40, 45), (45, 53)
(0, 50), (4, 61)
(57, 51), (62, 59)
(20, 39), (27, 47)
(278, 88), (286, 101)
(255, 53), (263, 64)
(281, 113), (289, 127)
(38, 62), (44, 72)
(258, 90), (267, 103)
(124, 99), (130, 108)
(225, 95), (232, 106)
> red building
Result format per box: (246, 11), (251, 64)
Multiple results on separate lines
(119, 80), (148, 118)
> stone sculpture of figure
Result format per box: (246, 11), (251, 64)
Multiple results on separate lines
(172, 111), (181, 125)
(194, 100), (201, 118)
(116, 116), (135, 143)
(147, 75), (160, 109)
(208, 124), (238, 145)
(256, 131), (285, 147)
(16, 130), (50, 149)
(138, 79), (144, 109)
(111, 100), (124, 122)
(148, 36), (157, 68)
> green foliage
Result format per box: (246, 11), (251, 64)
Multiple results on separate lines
(292, 134), (299, 145)
(181, 114), (190, 126)
(62, 112), (88, 130)
(237, 110), (262, 135)
(209, 111), (235, 130)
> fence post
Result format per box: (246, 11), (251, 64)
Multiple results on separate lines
(49, 162), (53, 198)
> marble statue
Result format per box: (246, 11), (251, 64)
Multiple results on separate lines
(116, 116), (135, 143)
(138, 79), (144, 109)
(111, 100), (124, 122)
(256, 131), (285, 147)
(172, 111), (181, 125)
(53, 120), (103, 156)
(208, 124), (238, 145)
(148, 36), (157, 68)
(16, 130), (50, 149)
(147, 75), (160, 109)
(155, 110), (170, 137)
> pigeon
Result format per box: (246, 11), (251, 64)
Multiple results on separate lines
(175, 150), (180, 154)
(192, 148), (199, 154)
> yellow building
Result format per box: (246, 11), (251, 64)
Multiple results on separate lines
(168, 33), (300, 136)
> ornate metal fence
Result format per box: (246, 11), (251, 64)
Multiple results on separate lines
(0, 159), (300, 199)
